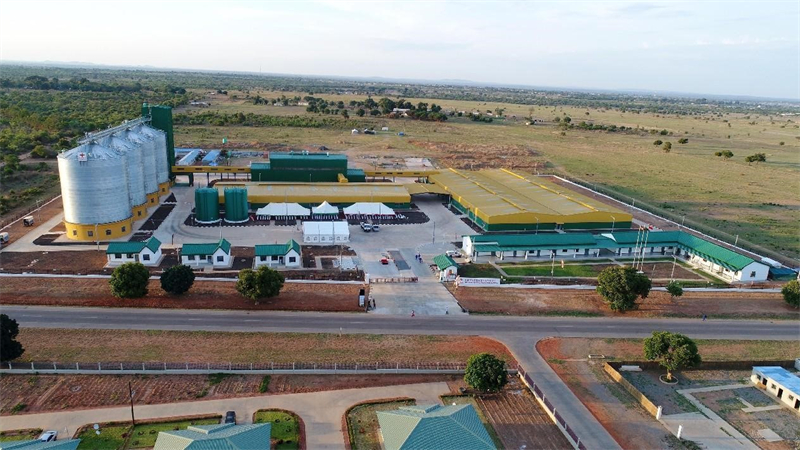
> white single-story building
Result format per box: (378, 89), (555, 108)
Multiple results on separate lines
(432, 254), (458, 282)
(180, 238), (232, 268)
(751, 366), (800, 412)
(254, 240), (302, 268)
(302, 221), (350, 244)
(106, 237), (163, 267)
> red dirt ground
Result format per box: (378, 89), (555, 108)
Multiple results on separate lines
(0, 277), (365, 312)
(451, 286), (798, 319)
(0, 197), (63, 236)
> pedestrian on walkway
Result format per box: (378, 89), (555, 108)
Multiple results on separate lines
(411, 310), (415, 317)
(702, 314), (707, 321)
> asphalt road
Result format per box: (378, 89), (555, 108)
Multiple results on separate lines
(3, 304), (798, 449)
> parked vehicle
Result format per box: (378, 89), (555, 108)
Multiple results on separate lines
(380, 257), (389, 265)
(39, 431), (57, 442)
(23, 216), (35, 227)
(0, 232), (9, 244)
(225, 411), (236, 424)
(445, 250), (462, 258)
(360, 222), (372, 232)
(371, 224), (380, 232)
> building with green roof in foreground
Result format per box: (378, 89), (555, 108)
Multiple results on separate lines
(254, 239), (302, 268)
(180, 238), (232, 268)
(106, 236), (162, 267)
(0, 439), (80, 450)
(153, 423), (270, 450)
(377, 404), (496, 450)
(432, 254), (458, 282)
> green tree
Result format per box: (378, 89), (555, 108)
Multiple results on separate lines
(653, 140), (663, 146)
(663, 141), (672, 152)
(340, 109), (349, 119)
(678, 138), (689, 144)
(745, 153), (767, 164)
(0, 314), (24, 362)
(666, 281), (683, 298)
(643, 331), (701, 382)
(714, 150), (734, 159)
(781, 280), (799, 308)
(596, 266), (651, 312)
(464, 353), (508, 393)
(160, 264), (196, 295)
(236, 266), (285, 302)
(109, 262), (150, 298)
(356, 108), (365, 117)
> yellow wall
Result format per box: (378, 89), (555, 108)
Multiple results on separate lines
(158, 182), (170, 195)
(131, 203), (148, 221)
(64, 217), (133, 241)
(146, 192), (160, 207)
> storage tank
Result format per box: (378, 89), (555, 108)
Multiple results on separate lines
(118, 126), (158, 201)
(139, 123), (169, 186)
(195, 188), (220, 224)
(58, 142), (132, 226)
(223, 187), (249, 223)
(100, 134), (147, 217)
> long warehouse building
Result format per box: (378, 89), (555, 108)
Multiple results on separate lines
(213, 182), (411, 207)
(429, 168), (632, 231)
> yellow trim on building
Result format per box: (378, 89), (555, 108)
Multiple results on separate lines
(158, 182), (170, 195)
(64, 217), (133, 241)
(131, 203), (148, 221)
(146, 192), (160, 207)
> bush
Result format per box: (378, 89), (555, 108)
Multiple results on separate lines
(782, 280), (799, 308)
(596, 266), (651, 312)
(464, 353), (507, 392)
(666, 281), (683, 298)
(259, 375), (271, 393)
(663, 142), (672, 152)
(1, 314), (24, 362)
(160, 264), (195, 295)
(653, 140), (663, 146)
(236, 266), (285, 301)
(109, 262), (150, 298)
(678, 138), (689, 144)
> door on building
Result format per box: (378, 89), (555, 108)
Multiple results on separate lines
(555, 223), (564, 231)
(794, 398), (799, 410)
(761, 377), (767, 386)
(777, 388), (784, 399)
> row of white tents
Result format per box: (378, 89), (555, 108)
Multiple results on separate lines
(255, 202), (396, 220)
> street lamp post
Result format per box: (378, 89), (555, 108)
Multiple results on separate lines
(128, 381), (136, 426)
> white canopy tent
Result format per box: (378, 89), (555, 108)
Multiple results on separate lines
(256, 203), (311, 219)
(302, 221), (350, 243)
(312, 201), (339, 218)
(343, 202), (396, 217)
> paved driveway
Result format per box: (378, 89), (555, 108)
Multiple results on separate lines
(0, 382), (450, 450)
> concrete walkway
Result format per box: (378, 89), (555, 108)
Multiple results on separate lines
(0, 382), (450, 450)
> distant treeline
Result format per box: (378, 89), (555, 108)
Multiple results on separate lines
(173, 111), (360, 129)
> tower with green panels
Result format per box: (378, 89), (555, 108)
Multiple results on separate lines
(142, 103), (175, 179)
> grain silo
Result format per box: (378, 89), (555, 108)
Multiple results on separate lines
(99, 134), (148, 221)
(224, 187), (249, 223)
(118, 126), (159, 207)
(195, 188), (221, 224)
(58, 142), (133, 241)
(138, 124), (170, 195)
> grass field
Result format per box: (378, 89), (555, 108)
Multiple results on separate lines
(253, 410), (301, 450)
(0, 429), (41, 442)
(457, 264), (501, 278)
(175, 91), (799, 260)
(76, 417), (220, 450)
(502, 264), (600, 277)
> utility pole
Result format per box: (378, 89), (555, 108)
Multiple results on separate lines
(128, 381), (136, 426)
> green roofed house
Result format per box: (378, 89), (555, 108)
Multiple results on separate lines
(106, 237), (162, 267)
(254, 239), (302, 268)
(462, 230), (770, 283)
(433, 254), (458, 282)
(180, 238), (232, 268)
(377, 404), (496, 450)
(0, 439), (80, 450)
(153, 423), (270, 450)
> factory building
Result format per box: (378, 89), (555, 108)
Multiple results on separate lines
(57, 105), (174, 241)
(250, 151), (366, 183)
(213, 182), (411, 208)
(429, 168), (632, 232)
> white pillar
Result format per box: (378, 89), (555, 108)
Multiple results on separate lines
(656, 405), (662, 420)
(677, 425), (683, 440)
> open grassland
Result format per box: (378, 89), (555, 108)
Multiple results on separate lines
(176, 92), (799, 259)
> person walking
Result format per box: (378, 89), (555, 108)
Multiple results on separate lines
(411, 310), (415, 317)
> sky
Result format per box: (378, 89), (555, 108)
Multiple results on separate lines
(1, 1), (798, 99)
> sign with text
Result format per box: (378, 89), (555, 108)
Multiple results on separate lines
(455, 276), (501, 286)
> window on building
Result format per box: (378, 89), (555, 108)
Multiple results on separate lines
(750, 271), (756, 278)
(217, 255), (224, 262)
(289, 256), (296, 263)
(272, 255), (279, 261)
(138, 211), (142, 217)
(87, 231), (94, 237)
(561, 249), (568, 253)
(142, 254), (150, 261)
(789, 395), (795, 401)
(188, 255), (195, 261)
(105, 229), (112, 236)
(121, 226), (126, 232)
(260, 256), (266, 262)
(127, 254), (134, 258)
(72, 230), (77, 236)
(771, 383), (776, 389)
(114, 253), (122, 259)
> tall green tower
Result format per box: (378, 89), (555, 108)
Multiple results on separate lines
(142, 103), (175, 179)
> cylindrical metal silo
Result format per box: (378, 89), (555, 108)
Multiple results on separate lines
(223, 187), (249, 223)
(195, 188), (221, 224)
(100, 134), (147, 220)
(58, 142), (132, 229)
(139, 124), (169, 186)
(118, 126), (158, 204)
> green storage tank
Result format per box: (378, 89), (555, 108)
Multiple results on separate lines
(224, 187), (249, 223)
(195, 188), (220, 224)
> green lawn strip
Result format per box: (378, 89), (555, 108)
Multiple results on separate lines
(77, 423), (130, 450)
(502, 264), (599, 277)
(346, 399), (414, 450)
(457, 264), (501, 278)
(0, 429), (42, 442)
(439, 395), (504, 449)
(76, 417), (221, 450)
(253, 409), (301, 450)
(127, 418), (221, 449)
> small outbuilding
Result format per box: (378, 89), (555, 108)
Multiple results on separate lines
(302, 221), (349, 243)
(433, 254), (458, 282)
(751, 366), (800, 412)
(377, 404), (496, 450)
(180, 238), (232, 268)
(254, 240), (302, 268)
(312, 201), (340, 219)
(106, 237), (163, 267)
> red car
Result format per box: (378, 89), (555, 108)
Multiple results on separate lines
(380, 257), (389, 265)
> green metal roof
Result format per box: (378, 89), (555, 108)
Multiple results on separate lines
(377, 404), (496, 450)
(255, 240), (300, 257)
(433, 254), (458, 270)
(676, 233), (755, 271)
(0, 440), (80, 450)
(153, 423), (271, 450)
(106, 237), (161, 255)
(181, 238), (231, 256)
